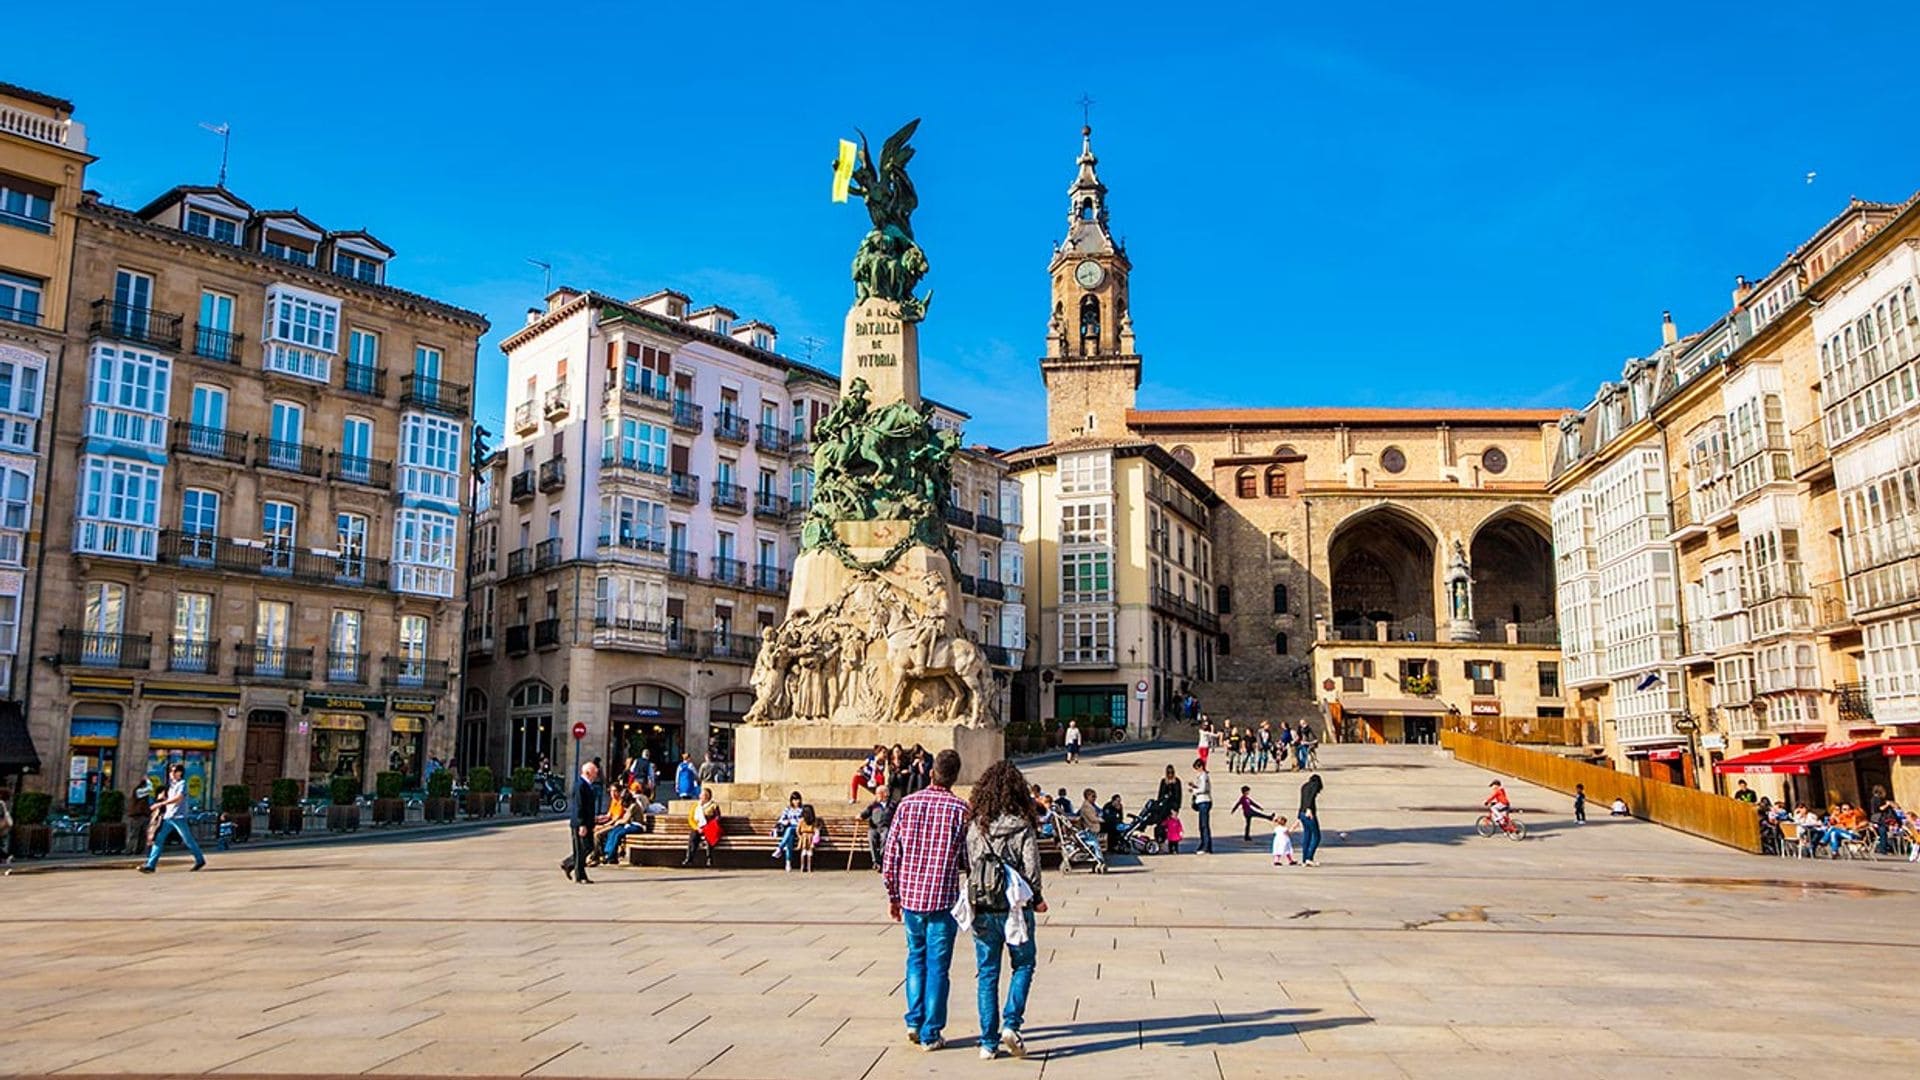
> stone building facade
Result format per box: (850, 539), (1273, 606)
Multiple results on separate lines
(463, 288), (1023, 778)
(22, 182), (486, 809)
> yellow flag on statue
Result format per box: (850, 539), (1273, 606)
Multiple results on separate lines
(831, 138), (857, 203)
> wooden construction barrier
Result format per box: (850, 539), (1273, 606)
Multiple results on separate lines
(1441, 731), (1763, 853)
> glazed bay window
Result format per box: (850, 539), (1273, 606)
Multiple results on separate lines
(1864, 614), (1920, 724)
(1058, 450), (1112, 495)
(393, 508), (458, 597)
(1059, 610), (1113, 665)
(600, 494), (666, 550)
(398, 413), (461, 501)
(1060, 550), (1112, 603)
(603, 417), (668, 471)
(595, 574), (666, 629)
(0, 353), (40, 452)
(87, 343), (172, 449)
(262, 285), (339, 382)
(0, 462), (28, 565)
(1060, 501), (1110, 544)
(74, 455), (162, 559)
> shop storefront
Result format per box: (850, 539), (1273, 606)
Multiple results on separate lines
(387, 696), (435, 781)
(509, 681), (554, 772)
(65, 708), (123, 810)
(143, 711), (221, 811)
(608, 684), (686, 773)
(1054, 686), (1126, 737)
(1714, 739), (1897, 807)
(1331, 697), (1449, 745)
(308, 711), (369, 795)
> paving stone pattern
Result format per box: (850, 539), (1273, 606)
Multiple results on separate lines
(4, 744), (1919, 1078)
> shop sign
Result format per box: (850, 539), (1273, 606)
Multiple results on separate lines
(70, 756), (88, 779)
(1700, 734), (1726, 750)
(303, 692), (385, 715)
(312, 712), (368, 731)
(391, 716), (425, 734)
(389, 697), (438, 715)
(1470, 700), (1500, 716)
(1648, 747), (1686, 761)
(609, 704), (672, 720)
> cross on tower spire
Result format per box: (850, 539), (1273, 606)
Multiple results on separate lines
(1077, 92), (1095, 128)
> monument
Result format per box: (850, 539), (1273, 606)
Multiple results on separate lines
(724, 120), (1004, 798)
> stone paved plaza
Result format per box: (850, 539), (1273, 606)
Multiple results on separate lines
(4, 743), (1919, 1079)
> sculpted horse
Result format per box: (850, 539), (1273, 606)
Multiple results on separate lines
(881, 607), (990, 727)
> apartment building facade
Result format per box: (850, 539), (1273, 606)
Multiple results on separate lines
(23, 183), (486, 810)
(0, 83), (91, 780)
(465, 288), (1024, 777)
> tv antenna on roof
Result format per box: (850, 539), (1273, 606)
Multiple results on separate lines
(798, 335), (824, 363)
(525, 258), (553, 294)
(198, 122), (231, 186)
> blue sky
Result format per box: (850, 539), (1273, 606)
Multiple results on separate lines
(17, 1), (1920, 448)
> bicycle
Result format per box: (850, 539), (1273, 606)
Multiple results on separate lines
(1474, 808), (1527, 840)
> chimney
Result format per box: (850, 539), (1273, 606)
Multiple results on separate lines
(524, 307), (541, 327)
(545, 287), (580, 314)
(1660, 310), (1677, 347)
(1732, 275), (1753, 306)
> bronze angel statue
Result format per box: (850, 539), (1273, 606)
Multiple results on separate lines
(847, 119), (932, 320)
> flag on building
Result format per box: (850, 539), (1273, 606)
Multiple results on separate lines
(1634, 671), (1664, 692)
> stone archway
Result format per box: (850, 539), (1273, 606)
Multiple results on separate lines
(1328, 507), (1438, 640)
(1470, 510), (1556, 638)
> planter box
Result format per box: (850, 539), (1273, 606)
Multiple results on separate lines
(268, 805), (303, 835)
(464, 793), (497, 819)
(9, 824), (49, 858)
(227, 816), (252, 844)
(325, 805), (360, 832)
(423, 797), (458, 822)
(371, 798), (407, 826)
(89, 822), (127, 854)
(509, 792), (541, 817)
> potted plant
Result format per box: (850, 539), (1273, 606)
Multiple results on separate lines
(424, 769), (456, 822)
(268, 778), (303, 835)
(1403, 672), (1437, 696)
(465, 766), (497, 818)
(10, 790), (51, 858)
(372, 771), (406, 826)
(509, 766), (540, 816)
(220, 785), (253, 843)
(325, 776), (360, 832)
(88, 788), (127, 854)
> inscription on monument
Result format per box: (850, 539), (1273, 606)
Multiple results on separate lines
(788, 747), (878, 761)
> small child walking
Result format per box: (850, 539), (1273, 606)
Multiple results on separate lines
(1232, 785), (1268, 841)
(1164, 813), (1184, 854)
(216, 812), (236, 851)
(1573, 783), (1587, 825)
(797, 805), (822, 873)
(1270, 815), (1297, 865)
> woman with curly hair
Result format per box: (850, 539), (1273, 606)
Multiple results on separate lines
(965, 760), (1047, 1060)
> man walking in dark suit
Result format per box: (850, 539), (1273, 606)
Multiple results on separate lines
(567, 760), (602, 884)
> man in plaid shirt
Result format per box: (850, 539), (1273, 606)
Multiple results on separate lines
(883, 748), (969, 1051)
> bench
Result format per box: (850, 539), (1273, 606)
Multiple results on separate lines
(620, 813), (1062, 871)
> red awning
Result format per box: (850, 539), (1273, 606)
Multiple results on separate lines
(1713, 740), (1885, 775)
(1884, 739), (1920, 758)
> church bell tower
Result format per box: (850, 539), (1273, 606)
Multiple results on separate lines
(1040, 124), (1140, 443)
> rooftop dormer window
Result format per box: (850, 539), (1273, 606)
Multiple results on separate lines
(751, 331), (771, 351)
(184, 208), (240, 245)
(332, 250), (383, 284)
(713, 316), (732, 335)
(263, 234), (313, 266)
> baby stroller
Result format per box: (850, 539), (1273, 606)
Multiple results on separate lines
(1050, 809), (1107, 874)
(1118, 797), (1170, 855)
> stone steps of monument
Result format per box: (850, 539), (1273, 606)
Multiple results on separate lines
(620, 812), (1060, 871)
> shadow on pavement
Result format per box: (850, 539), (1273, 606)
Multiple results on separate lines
(1029, 1008), (1372, 1056)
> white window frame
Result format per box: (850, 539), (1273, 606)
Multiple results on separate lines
(0, 348), (43, 452)
(74, 455), (163, 559)
(393, 508), (458, 597)
(399, 413), (462, 501)
(0, 461), (30, 566)
(86, 344), (172, 449)
(262, 285), (340, 382)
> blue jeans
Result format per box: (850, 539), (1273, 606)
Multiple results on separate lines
(601, 823), (642, 860)
(902, 909), (958, 1043)
(774, 825), (798, 861)
(1301, 813), (1322, 862)
(145, 817), (205, 869)
(1194, 802), (1213, 852)
(972, 910), (1036, 1049)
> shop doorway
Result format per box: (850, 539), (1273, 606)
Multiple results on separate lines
(242, 710), (286, 799)
(66, 708), (123, 810)
(509, 680), (555, 773)
(309, 713), (368, 795)
(608, 683), (686, 776)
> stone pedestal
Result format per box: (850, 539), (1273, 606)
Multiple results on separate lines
(843, 298), (919, 407)
(718, 722), (1003, 810)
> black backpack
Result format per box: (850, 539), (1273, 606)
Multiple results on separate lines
(968, 832), (1020, 912)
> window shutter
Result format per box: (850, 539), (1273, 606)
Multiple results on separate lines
(1463, 660), (1473, 679)
(1493, 661), (1505, 681)
(1363, 659), (1374, 679)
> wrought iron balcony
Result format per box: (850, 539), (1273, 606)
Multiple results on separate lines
(534, 618), (562, 649)
(56, 630), (151, 669)
(538, 456), (566, 492)
(609, 379), (672, 411)
(382, 656), (450, 692)
(192, 324), (244, 364)
(235, 644), (314, 682)
(535, 537), (562, 569)
(711, 481), (746, 512)
(665, 628), (700, 656)
(170, 421), (249, 463)
(542, 381), (570, 420)
(328, 451), (393, 489)
(752, 564), (790, 593)
(668, 549), (699, 578)
(944, 505), (976, 531)
(1792, 421), (1831, 478)
(671, 399), (703, 433)
(326, 651), (369, 685)
(1150, 586), (1220, 634)
(255, 437), (323, 477)
(0, 302), (39, 327)
(598, 532), (666, 555)
(506, 547), (532, 577)
(513, 400), (538, 434)
(710, 556), (747, 587)
(1837, 681), (1873, 725)
(504, 624), (531, 656)
(401, 373), (470, 417)
(509, 469), (536, 502)
(601, 451), (669, 481)
(958, 573), (977, 595)
(342, 363), (386, 398)
(981, 644), (1021, 668)
(713, 411), (749, 444)
(167, 636), (219, 674)
(90, 298), (182, 351)
(756, 423), (791, 455)
(753, 492), (790, 520)
(974, 513), (1005, 538)
(157, 531), (389, 589)
(670, 472), (700, 503)
(703, 631), (761, 664)
(976, 577), (1006, 601)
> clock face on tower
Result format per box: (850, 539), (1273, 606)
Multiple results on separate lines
(1074, 259), (1106, 288)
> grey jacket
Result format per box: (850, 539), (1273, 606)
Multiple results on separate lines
(965, 812), (1044, 907)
